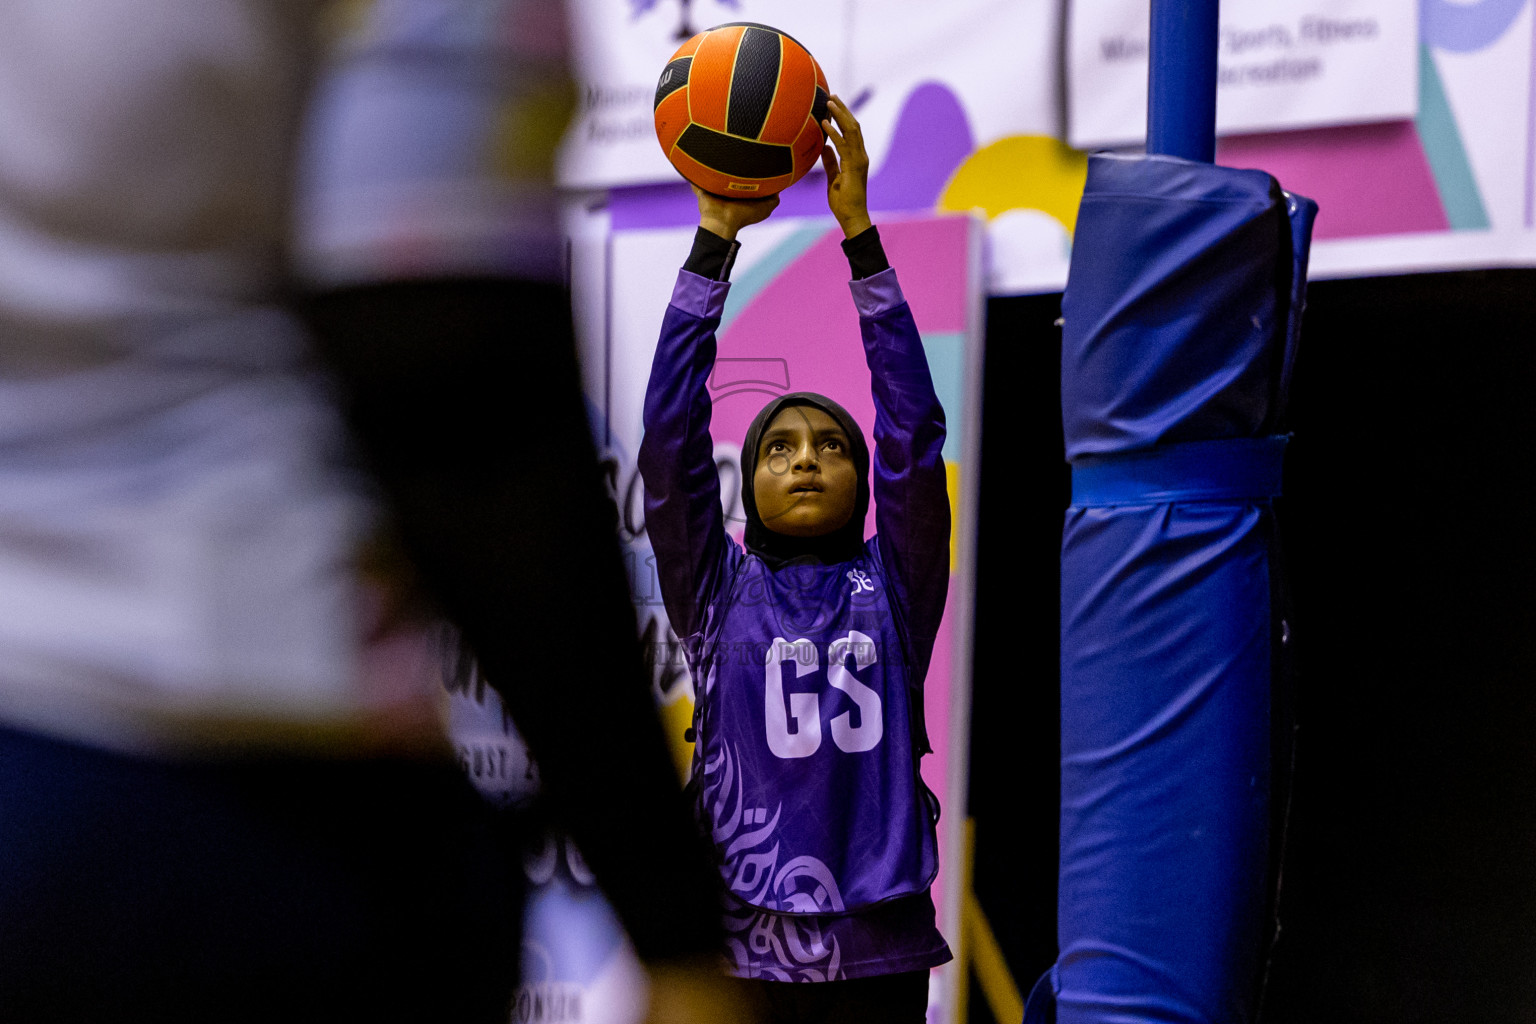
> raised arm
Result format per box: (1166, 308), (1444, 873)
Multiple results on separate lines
(859, 259), (950, 652)
(638, 189), (778, 641)
(822, 100), (951, 651)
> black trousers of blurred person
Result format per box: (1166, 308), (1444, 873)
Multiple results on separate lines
(0, 724), (522, 1023)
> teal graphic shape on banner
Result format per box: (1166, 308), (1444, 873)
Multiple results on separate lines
(1416, 44), (1493, 230)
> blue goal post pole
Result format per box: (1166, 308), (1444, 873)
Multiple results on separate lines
(1147, 0), (1219, 162)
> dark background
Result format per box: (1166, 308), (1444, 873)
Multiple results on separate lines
(966, 268), (1536, 1023)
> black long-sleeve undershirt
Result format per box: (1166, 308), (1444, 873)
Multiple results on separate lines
(686, 223), (891, 281)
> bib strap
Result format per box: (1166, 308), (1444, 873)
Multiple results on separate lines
(1070, 436), (1288, 508)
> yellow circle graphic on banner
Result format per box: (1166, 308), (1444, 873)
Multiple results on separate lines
(938, 135), (1089, 234)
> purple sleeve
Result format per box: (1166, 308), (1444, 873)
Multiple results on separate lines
(638, 270), (737, 641)
(855, 267), (951, 652)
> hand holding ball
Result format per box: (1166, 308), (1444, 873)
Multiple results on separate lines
(654, 23), (830, 198)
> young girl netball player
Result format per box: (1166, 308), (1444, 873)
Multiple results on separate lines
(639, 98), (952, 1023)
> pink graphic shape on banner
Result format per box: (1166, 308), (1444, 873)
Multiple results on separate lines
(710, 219), (967, 490)
(1218, 122), (1450, 239)
(711, 216), (969, 456)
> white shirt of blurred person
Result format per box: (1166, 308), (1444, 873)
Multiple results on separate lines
(0, 3), (736, 1021)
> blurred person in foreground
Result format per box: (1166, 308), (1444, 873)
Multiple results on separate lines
(0, 2), (743, 1021)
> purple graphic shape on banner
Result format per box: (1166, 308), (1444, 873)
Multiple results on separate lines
(1218, 122), (1447, 239)
(1421, 0), (1528, 53)
(610, 83), (975, 230)
(608, 181), (704, 232)
(865, 82), (976, 210)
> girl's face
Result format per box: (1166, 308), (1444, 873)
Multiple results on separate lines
(752, 404), (858, 537)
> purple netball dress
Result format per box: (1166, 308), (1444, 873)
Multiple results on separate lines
(640, 250), (953, 982)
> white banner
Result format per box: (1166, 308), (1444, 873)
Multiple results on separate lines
(447, 676), (649, 1024)
(1067, 0), (1419, 149)
(560, 1), (1536, 307)
(557, 0), (1058, 193)
(558, 0), (851, 190)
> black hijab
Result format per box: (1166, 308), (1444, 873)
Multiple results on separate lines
(740, 392), (871, 568)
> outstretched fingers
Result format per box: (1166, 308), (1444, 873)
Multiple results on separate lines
(821, 97), (867, 171)
(819, 96), (871, 237)
(820, 142), (840, 180)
